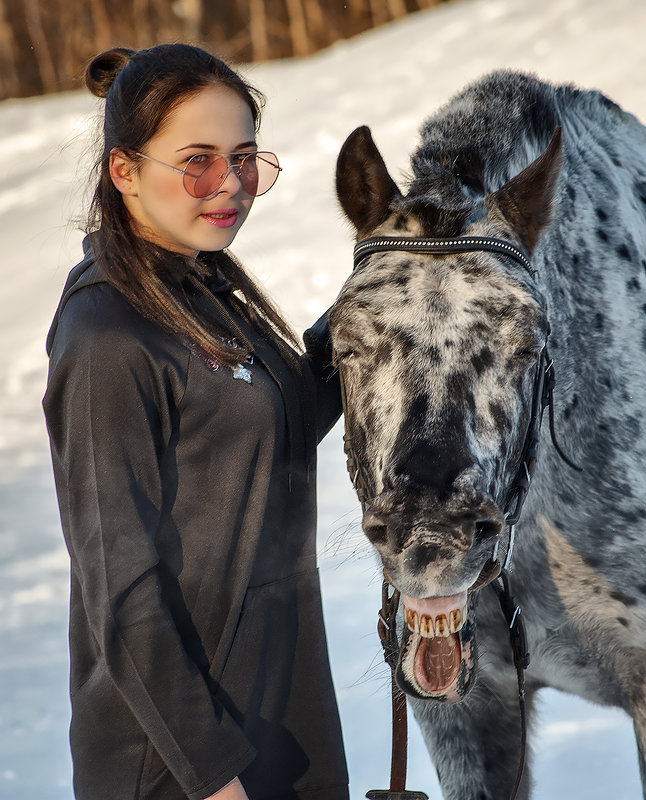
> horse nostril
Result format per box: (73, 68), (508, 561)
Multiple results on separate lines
(362, 510), (389, 545)
(475, 519), (502, 541)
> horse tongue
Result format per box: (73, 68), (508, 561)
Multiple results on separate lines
(414, 633), (461, 694)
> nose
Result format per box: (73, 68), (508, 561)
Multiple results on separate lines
(218, 164), (244, 194)
(363, 491), (503, 551)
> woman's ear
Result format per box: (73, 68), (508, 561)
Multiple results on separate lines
(109, 149), (139, 196)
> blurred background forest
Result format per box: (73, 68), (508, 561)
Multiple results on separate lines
(0, 0), (449, 99)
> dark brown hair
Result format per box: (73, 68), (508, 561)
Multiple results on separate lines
(85, 44), (300, 367)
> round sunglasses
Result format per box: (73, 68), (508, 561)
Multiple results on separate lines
(135, 150), (282, 198)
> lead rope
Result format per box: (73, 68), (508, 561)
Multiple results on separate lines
(492, 570), (530, 800)
(366, 580), (429, 800)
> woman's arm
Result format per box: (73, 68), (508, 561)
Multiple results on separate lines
(302, 309), (342, 442)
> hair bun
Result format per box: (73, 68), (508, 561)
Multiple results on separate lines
(85, 47), (136, 98)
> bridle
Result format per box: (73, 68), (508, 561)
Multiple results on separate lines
(337, 235), (582, 800)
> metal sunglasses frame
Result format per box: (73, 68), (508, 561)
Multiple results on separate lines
(134, 150), (282, 198)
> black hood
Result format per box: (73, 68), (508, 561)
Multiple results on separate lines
(46, 234), (232, 357)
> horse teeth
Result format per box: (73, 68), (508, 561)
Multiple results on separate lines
(420, 614), (434, 637)
(403, 605), (466, 637)
(434, 614), (449, 637)
(449, 608), (462, 633)
(404, 608), (420, 633)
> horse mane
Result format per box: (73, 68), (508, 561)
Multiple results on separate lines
(397, 71), (562, 237)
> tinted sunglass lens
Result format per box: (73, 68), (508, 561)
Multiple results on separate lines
(182, 152), (280, 198)
(183, 154), (228, 198)
(236, 153), (280, 197)
(238, 155), (259, 196)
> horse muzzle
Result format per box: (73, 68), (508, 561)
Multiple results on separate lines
(362, 494), (505, 702)
(362, 495), (503, 593)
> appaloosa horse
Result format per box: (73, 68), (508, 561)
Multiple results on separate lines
(329, 71), (646, 799)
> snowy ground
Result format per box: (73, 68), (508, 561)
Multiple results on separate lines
(1, 0), (645, 797)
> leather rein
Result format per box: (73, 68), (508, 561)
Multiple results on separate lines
(337, 235), (582, 800)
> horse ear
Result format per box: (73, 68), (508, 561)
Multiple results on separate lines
(336, 125), (402, 236)
(486, 127), (563, 253)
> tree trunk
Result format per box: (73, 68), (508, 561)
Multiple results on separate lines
(0, 0), (20, 97)
(55, 0), (80, 90)
(285, 0), (311, 56)
(249, 0), (270, 61)
(88, 0), (112, 54)
(303, 0), (328, 47)
(181, 0), (202, 41)
(133, 0), (153, 48)
(23, 0), (58, 94)
(368, 0), (388, 27)
(386, 0), (408, 18)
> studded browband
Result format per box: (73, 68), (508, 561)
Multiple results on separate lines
(353, 235), (535, 276)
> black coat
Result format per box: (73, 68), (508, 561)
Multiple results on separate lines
(43, 238), (349, 800)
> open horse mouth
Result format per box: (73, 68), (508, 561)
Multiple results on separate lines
(397, 591), (476, 702)
(393, 552), (504, 701)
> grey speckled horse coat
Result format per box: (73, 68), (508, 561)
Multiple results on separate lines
(329, 71), (646, 799)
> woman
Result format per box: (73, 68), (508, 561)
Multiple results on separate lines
(43, 44), (348, 800)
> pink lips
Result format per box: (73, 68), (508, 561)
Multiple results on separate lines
(201, 209), (238, 228)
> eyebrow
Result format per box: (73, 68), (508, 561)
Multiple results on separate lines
(176, 141), (258, 152)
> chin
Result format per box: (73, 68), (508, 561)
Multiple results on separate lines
(199, 227), (243, 254)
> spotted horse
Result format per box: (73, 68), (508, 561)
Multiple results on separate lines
(329, 71), (646, 799)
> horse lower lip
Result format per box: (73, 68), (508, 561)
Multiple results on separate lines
(397, 623), (469, 700)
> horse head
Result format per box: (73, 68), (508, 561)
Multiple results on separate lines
(330, 125), (563, 702)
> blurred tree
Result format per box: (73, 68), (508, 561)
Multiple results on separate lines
(0, 0), (448, 99)
(0, 0), (21, 98)
(181, 0), (203, 40)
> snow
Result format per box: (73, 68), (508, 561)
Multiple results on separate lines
(1, 0), (645, 796)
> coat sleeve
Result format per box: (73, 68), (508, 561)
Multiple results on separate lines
(302, 309), (342, 443)
(43, 287), (255, 800)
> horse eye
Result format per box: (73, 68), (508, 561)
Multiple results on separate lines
(513, 348), (540, 360)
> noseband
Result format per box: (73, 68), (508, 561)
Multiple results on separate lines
(338, 235), (582, 800)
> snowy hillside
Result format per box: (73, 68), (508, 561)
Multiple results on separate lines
(1, 0), (645, 797)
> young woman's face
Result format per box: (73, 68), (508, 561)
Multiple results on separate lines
(118, 84), (258, 258)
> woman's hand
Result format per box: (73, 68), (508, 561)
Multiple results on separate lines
(204, 777), (250, 800)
